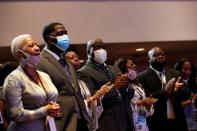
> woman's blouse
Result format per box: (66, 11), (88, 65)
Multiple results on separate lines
(3, 66), (58, 131)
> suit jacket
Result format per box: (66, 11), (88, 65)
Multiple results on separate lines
(137, 67), (188, 131)
(37, 49), (91, 131)
(78, 61), (134, 131)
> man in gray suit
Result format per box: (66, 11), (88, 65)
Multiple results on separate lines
(37, 22), (91, 131)
(78, 38), (134, 131)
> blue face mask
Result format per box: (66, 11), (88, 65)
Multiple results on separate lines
(54, 35), (70, 51)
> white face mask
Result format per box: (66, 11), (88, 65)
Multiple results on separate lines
(128, 69), (137, 80)
(20, 51), (40, 67)
(93, 49), (107, 64)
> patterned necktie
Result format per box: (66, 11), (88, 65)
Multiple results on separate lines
(159, 72), (166, 89)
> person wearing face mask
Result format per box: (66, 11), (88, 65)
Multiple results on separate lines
(64, 50), (114, 131)
(115, 58), (158, 131)
(37, 22), (92, 131)
(3, 34), (59, 131)
(78, 38), (134, 131)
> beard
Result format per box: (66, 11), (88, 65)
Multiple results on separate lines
(151, 61), (166, 71)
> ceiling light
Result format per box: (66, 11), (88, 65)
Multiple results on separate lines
(136, 48), (145, 52)
(80, 60), (85, 63)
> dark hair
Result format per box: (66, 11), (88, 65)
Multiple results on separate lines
(62, 46), (79, 59)
(115, 58), (140, 85)
(114, 58), (129, 74)
(66, 46), (78, 54)
(42, 22), (63, 42)
(174, 58), (197, 92)
(0, 61), (18, 86)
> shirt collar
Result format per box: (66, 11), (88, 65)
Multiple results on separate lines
(183, 79), (189, 83)
(44, 47), (60, 61)
(150, 65), (165, 77)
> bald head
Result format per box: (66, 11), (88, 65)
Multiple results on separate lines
(87, 38), (104, 55)
(148, 47), (166, 71)
(148, 47), (163, 58)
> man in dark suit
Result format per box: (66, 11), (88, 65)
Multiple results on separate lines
(78, 38), (134, 131)
(37, 22), (91, 131)
(137, 47), (188, 131)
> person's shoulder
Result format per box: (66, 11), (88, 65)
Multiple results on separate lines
(108, 65), (119, 73)
(78, 63), (91, 72)
(39, 50), (49, 60)
(138, 68), (151, 77)
(166, 68), (180, 76)
(137, 68), (155, 83)
(3, 67), (22, 85)
(40, 48), (57, 61)
(7, 67), (21, 78)
(77, 64), (94, 79)
(166, 68), (179, 72)
(37, 50), (53, 70)
(37, 70), (48, 76)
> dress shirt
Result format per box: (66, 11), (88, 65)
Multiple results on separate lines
(150, 66), (175, 119)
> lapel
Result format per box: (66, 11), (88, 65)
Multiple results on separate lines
(165, 69), (173, 83)
(67, 60), (92, 123)
(66, 60), (80, 93)
(42, 50), (91, 123)
(42, 50), (74, 88)
(87, 61), (101, 71)
(42, 50), (65, 75)
(147, 68), (162, 89)
(87, 61), (116, 80)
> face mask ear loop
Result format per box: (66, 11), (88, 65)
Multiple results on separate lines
(48, 37), (64, 52)
(18, 50), (27, 60)
(47, 35), (58, 49)
(90, 47), (95, 58)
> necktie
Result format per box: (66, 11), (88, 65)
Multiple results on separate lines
(58, 58), (66, 67)
(59, 59), (81, 118)
(159, 72), (166, 89)
(58, 59), (73, 84)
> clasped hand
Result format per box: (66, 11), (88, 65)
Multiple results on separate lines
(46, 101), (60, 117)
